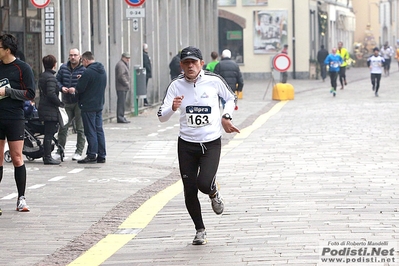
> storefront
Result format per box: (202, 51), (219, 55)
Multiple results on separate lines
(0, 0), (42, 78)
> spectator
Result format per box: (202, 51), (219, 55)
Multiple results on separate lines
(143, 43), (152, 106)
(115, 52), (131, 123)
(56, 48), (86, 161)
(169, 51), (181, 80)
(214, 49), (244, 99)
(317, 45), (329, 82)
(38, 55), (64, 165)
(76, 51), (107, 164)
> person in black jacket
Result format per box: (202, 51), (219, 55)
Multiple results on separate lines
(38, 55), (64, 165)
(214, 49), (244, 99)
(169, 51), (181, 80)
(76, 51), (107, 164)
(143, 43), (152, 106)
(317, 45), (329, 81)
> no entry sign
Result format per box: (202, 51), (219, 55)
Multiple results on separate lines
(273, 54), (291, 72)
(125, 0), (146, 7)
(30, 0), (51, 8)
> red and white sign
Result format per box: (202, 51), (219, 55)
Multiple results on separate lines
(125, 0), (146, 7)
(30, 0), (51, 8)
(273, 54), (291, 72)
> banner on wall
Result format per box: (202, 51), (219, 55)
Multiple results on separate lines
(254, 10), (288, 54)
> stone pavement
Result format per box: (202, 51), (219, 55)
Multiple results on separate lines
(101, 68), (399, 265)
(1, 67), (398, 266)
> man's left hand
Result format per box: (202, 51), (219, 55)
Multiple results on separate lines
(221, 118), (240, 133)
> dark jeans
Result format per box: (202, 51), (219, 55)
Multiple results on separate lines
(81, 111), (106, 159)
(116, 90), (127, 122)
(329, 71), (338, 90)
(178, 137), (221, 230)
(371, 73), (381, 92)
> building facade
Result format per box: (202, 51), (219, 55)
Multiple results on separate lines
(217, 0), (356, 80)
(0, 0), (218, 115)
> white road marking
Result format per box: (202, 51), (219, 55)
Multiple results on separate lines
(49, 176), (67, 181)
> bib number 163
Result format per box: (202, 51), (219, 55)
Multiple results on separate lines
(186, 106), (211, 128)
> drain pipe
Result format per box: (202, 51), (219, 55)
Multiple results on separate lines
(292, 0), (296, 79)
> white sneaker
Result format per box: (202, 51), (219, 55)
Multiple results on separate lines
(210, 191), (224, 215)
(53, 153), (61, 160)
(72, 153), (82, 161)
(16, 196), (30, 212)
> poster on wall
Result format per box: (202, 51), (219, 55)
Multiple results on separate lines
(254, 10), (288, 54)
(243, 0), (268, 6)
(218, 0), (236, 6)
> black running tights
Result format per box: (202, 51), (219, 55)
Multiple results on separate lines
(178, 137), (221, 230)
(371, 73), (381, 92)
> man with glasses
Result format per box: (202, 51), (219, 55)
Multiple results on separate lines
(56, 48), (86, 161)
(0, 34), (35, 213)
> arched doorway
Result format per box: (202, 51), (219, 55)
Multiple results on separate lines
(218, 10), (245, 63)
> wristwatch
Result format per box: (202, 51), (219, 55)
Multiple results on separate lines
(222, 113), (232, 120)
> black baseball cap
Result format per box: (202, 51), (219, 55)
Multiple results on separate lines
(373, 47), (379, 52)
(180, 46), (203, 61)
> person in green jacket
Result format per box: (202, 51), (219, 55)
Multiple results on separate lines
(337, 41), (350, 90)
(205, 51), (219, 72)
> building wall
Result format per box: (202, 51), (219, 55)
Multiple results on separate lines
(41, 0), (218, 113)
(353, 0), (380, 49)
(219, 0), (311, 80)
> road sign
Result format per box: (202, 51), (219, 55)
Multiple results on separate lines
(126, 8), (145, 18)
(125, 0), (146, 7)
(30, 0), (51, 8)
(132, 19), (139, 32)
(272, 54), (291, 72)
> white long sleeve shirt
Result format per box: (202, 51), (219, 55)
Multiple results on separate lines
(158, 70), (237, 143)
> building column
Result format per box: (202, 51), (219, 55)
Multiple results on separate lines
(41, 1), (61, 68)
(91, 0), (110, 112)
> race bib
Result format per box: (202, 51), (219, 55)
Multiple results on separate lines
(186, 106), (211, 128)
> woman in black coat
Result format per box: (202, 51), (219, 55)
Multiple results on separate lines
(38, 55), (64, 165)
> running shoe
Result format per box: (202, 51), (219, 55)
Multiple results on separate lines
(210, 191), (224, 215)
(330, 88), (334, 93)
(0, 207), (2, 216)
(192, 229), (207, 245)
(333, 89), (336, 97)
(16, 196), (30, 212)
(72, 153), (82, 161)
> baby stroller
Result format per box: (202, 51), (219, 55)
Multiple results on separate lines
(4, 117), (65, 163)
